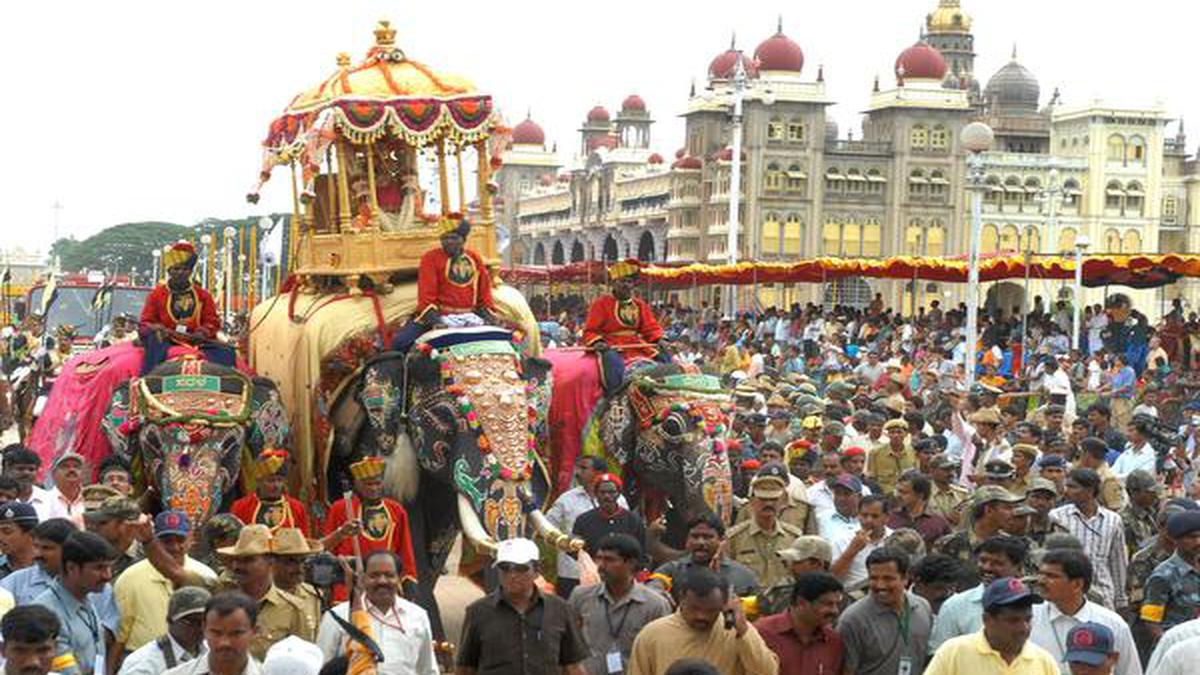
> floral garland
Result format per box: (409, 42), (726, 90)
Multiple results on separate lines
(653, 400), (732, 457)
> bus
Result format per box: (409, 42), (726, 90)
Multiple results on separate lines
(27, 275), (152, 341)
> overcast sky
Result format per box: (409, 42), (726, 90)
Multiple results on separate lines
(1, 0), (1192, 255)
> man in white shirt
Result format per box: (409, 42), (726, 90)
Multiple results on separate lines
(1112, 420), (1158, 480)
(829, 492), (891, 593)
(165, 592), (262, 675)
(118, 587), (210, 675)
(2, 447), (54, 522)
(45, 453), (87, 527)
(317, 551), (437, 675)
(1030, 549), (1141, 675)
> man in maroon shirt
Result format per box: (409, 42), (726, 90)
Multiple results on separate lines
(887, 472), (951, 551)
(754, 572), (845, 675)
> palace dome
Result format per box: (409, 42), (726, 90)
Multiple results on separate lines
(586, 105), (610, 123)
(621, 94), (646, 112)
(709, 48), (759, 80)
(511, 116), (545, 145)
(985, 55), (1040, 112)
(753, 27), (804, 73)
(895, 41), (947, 82)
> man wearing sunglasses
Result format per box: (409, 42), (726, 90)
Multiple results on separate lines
(116, 587), (211, 675)
(456, 538), (588, 675)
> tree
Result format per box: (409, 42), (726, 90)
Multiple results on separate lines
(50, 222), (191, 276)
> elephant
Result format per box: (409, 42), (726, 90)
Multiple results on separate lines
(99, 356), (291, 527)
(328, 326), (577, 640)
(558, 358), (736, 557)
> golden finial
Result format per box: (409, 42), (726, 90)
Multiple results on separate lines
(336, 52), (351, 67)
(374, 20), (396, 46)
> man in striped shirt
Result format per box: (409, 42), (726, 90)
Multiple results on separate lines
(1049, 468), (1129, 612)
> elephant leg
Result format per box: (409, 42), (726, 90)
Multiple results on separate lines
(405, 477), (457, 642)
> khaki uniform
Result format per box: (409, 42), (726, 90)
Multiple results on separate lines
(727, 518), (806, 590)
(867, 441), (916, 495)
(928, 483), (970, 522)
(1097, 465), (1125, 511)
(734, 495), (818, 535)
(281, 582), (322, 635)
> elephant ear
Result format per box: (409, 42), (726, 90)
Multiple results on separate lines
(100, 378), (135, 465)
(521, 356), (554, 438)
(247, 377), (290, 455)
(599, 395), (636, 466)
(356, 354), (407, 454)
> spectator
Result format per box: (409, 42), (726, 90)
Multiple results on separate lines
(0, 502), (38, 579)
(648, 514), (759, 597)
(218, 524), (315, 660)
(568, 534), (670, 675)
(1049, 469), (1128, 611)
(317, 550), (437, 675)
(45, 453), (87, 526)
(755, 572), (845, 674)
(572, 474), (646, 564)
(114, 511), (217, 655)
(545, 456), (621, 598)
(756, 536), (833, 616)
(1103, 355), (1136, 428)
(817, 473), (862, 540)
(1141, 511), (1200, 641)
(932, 486), (1023, 588)
(911, 554), (962, 616)
(805, 452), (867, 517)
(1, 604), (61, 675)
(457, 537), (588, 675)
(163, 592), (258, 675)
(628, 567), (778, 675)
(1025, 478), (1059, 547)
(1146, 619), (1200, 673)
(930, 535), (1028, 651)
(0, 476), (19, 504)
(32, 531), (115, 675)
(262, 638), (324, 675)
(888, 472), (951, 551)
(3, 446), (52, 522)
(1030, 549), (1141, 674)
(1113, 422), (1157, 480)
(1063, 622), (1121, 675)
(1, 518), (76, 604)
(96, 457), (133, 497)
(728, 467), (805, 588)
(924, 577), (1058, 674)
(200, 514), (243, 576)
(830, 494), (892, 593)
(837, 547), (933, 675)
(117, 587), (211, 675)
(1128, 499), (1199, 663)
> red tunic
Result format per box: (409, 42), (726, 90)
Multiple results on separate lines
(415, 247), (495, 321)
(230, 494), (311, 536)
(140, 284), (221, 335)
(324, 495), (418, 585)
(582, 294), (664, 361)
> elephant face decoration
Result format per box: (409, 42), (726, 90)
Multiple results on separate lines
(106, 358), (291, 527)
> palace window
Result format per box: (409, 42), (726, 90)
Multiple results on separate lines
(866, 169), (885, 194)
(1128, 136), (1146, 164)
(823, 220), (842, 255)
(930, 124), (949, 151)
(1058, 227), (1077, 253)
(1123, 229), (1142, 253)
(908, 169), (927, 200)
(1105, 180), (1124, 212)
(1000, 225), (1020, 253)
(904, 220), (924, 256)
(926, 221), (945, 256)
(847, 168), (864, 193)
(861, 219), (882, 257)
(783, 214), (803, 255)
(762, 213), (781, 255)
(1125, 181), (1144, 215)
(1107, 134), (1126, 163)
(1062, 179), (1081, 210)
(1105, 228), (1121, 253)
(928, 170), (948, 200)
(764, 162), (784, 191)
(1020, 226), (1041, 253)
(911, 124), (928, 150)
(825, 168), (844, 193)
(981, 224), (999, 254)
(767, 118), (784, 141)
(1164, 196), (1179, 223)
(785, 164), (807, 193)
(787, 121), (805, 143)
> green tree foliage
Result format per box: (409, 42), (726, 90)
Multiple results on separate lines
(50, 222), (191, 276)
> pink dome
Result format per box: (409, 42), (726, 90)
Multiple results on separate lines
(586, 105), (610, 123)
(672, 155), (702, 170)
(621, 94), (646, 112)
(648, 152), (664, 164)
(708, 49), (759, 80)
(895, 41), (948, 81)
(753, 31), (804, 73)
(511, 117), (545, 145)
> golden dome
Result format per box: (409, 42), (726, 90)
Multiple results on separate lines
(926, 0), (972, 34)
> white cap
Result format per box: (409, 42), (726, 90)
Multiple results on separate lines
(493, 537), (540, 567)
(263, 637), (323, 675)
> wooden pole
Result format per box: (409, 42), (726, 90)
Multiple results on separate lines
(476, 140), (493, 223)
(436, 138), (451, 217)
(249, 224), (258, 309)
(289, 162), (301, 276)
(238, 225), (247, 312)
(325, 149), (337, 233)
(455, 144), (466, 212)
(336, 142), (353, 232)
(366, 142), (380, 223)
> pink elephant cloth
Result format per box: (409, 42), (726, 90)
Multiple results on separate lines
(28, 342), (253, 481)
(543, 349), (603, 495)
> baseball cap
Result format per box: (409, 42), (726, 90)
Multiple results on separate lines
(0, 502), (37, 526)
(51, 452), (85, 470)
(831, 473), (863, 493)
(1064, 622), (1115, 666)
(930, 454), (958, 470)
(1012, 504), (1036, 517)
(973, 485), (1023, 507)
(154, 510), (191, 539)
(82, 485), (122, 512)
(168, 586), (212, 622)
(89, 496), (141, 522)
(776, 536), (833, 564)
(1037, 455), (1067, 469)
(263, 636), (324, 675)
(983, 459), (1016, 479)
(982, 576), (1041, 611)
(493, 538), (540, 567)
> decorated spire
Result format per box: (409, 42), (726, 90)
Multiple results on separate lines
(1011, 43), (1018, 61)
(776, 15), (783, 34)
(374, 20), (396, 46)
(817, 64), (824, 82)
(873, 74), (880, 92)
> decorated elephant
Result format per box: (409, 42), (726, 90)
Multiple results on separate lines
(328, 326), (576, 637)
(544, 351), (735, 557)
(99, 356), (291, 526)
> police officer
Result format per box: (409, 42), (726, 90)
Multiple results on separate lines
(1140, 510), (1200, 642)
(728, 466), (806, 589)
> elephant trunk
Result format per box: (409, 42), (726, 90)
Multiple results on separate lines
(529, 508), (584, 553)
(457, 494), (499, 555)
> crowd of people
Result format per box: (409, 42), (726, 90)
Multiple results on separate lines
(2, 270), (1200, 675)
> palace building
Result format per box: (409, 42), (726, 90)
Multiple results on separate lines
(501, 0), (1196, 316)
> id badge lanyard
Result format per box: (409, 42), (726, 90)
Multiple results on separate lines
(896, 599), (914, 675)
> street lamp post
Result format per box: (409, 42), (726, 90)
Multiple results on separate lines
(961, 122), (994, 390)
(151, 249), (162, 286)
(724, 52), (747, 319)
(1023, 168), (1060, 374)
(200, 234), (213, 290)
(1072, 234), (1091, 352)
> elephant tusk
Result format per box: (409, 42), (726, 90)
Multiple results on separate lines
(457, 494), (498, 556)
(529, 509), (584, 553)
